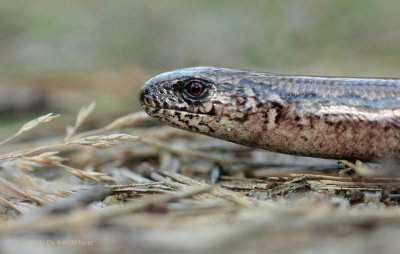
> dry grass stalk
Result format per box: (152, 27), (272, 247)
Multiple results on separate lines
(12, 171), (74, 197)
(154, 169), (260, 207)
(0, 196), (22, 214)
(220, 173), (400, 193)
(69, 134), (137, 149)
(65, 102), (96, 141)
(2, 159), (42, 172)
(60, 165), (117, 184)
(103, 111), (150, 131)
(0, 177), (53, 205)
(72, 111), (151, 139)
(25, 151), (66, 165)
(1, 104), (94, 159)
(0, 133), (136, 162)
(95, 185), (214, 220)
(0, 176), (36, 200)
(0, 143), (64, 162)
(1, 151), (66, 171)
(0, 113), (59, 147)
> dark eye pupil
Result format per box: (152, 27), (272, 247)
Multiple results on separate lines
(183, 80), (209, 100)
(190, 82), (203, 95)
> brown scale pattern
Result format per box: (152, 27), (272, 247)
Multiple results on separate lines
(140, 67), (400, 161)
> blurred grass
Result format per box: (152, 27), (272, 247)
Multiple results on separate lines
(0, 0), (399, 134)
(1, 0), (399, 75)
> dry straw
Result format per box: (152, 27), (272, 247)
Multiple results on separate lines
(71, 111), (151, 139)
(60, 165), (117, 184)
(69, 134), (138, 149)
(65, 102), (96, 141)
(0, 102), (140, 187)
(0, 113), (59, 147)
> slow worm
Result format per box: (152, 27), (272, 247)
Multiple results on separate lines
(140, 67), (400, 161)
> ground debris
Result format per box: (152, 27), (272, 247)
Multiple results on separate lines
(1, 111), (400, 254)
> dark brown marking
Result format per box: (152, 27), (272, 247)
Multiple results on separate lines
(208, 105), (216, 116)
(271, 102), (284, 124)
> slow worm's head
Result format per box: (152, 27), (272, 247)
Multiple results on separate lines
(140, 67), (262, 135)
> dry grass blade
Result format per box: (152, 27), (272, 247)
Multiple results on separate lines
(12, 171), (73, 197)
(60, 164), (117, 184)
(0, 176), (36, 200)
(24, 151), (66, 165)
(103, 111), (150, 131)
(0, 196), (22, 214)
(152, 169), (260, 207)
(20, 186), (114, 221)
(0, 113), (60, 146)
(72, 111), (151, 139)
(1, 151), (66, 171)
(95, 185), (214, 220)
(69, 134), (137, 149)
(0, 177), (52, 205)
(65, 102), (96, 141)
(0, 133), (136, 162)
(0, 143), (63, 162)
(2, 159), (42, 171)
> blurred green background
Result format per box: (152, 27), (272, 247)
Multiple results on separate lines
(0, 0), (399, 135)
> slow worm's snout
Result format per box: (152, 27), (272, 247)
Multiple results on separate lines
(139, 81), (153, 105)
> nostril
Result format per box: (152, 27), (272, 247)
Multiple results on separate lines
(140, 87), (151, 102)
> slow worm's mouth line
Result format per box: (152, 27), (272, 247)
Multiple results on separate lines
(142, 104), (213, 117)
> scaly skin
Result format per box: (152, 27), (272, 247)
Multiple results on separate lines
(139, 67), (400, 161)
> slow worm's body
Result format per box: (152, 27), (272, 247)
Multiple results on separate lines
(140, 67), (400, 161)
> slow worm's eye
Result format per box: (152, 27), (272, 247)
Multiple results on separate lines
(183, 80), (209, 100)
(188, 82), (203, 96)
